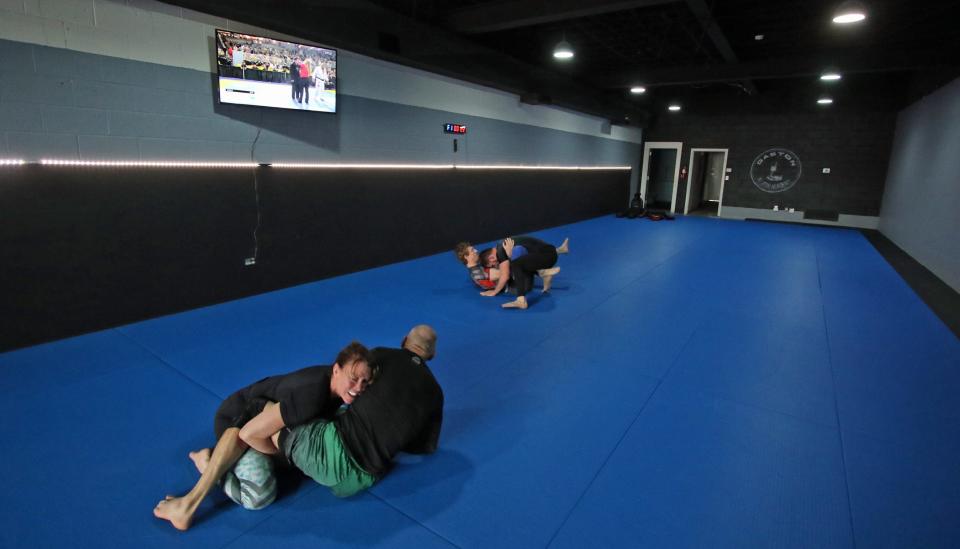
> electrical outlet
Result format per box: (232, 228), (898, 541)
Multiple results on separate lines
(244, 257), (256, 266)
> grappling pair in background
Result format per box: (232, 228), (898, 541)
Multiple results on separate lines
(455, 235), (569, 310)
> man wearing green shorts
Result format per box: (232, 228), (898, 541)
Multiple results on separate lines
(270, 324), (443, 498)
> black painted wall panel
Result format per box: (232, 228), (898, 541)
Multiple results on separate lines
(1, 166), (627, 351)
(647, 112), (896, 215)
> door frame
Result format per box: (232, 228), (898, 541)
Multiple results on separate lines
(640, 141), (683, 212)
(684, 148), (729, 216)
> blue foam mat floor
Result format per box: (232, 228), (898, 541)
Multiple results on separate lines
(1, 215), (958, 548)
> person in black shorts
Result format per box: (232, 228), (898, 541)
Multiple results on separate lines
(454, 238), (568, 309)
(153, 342), (375, 531)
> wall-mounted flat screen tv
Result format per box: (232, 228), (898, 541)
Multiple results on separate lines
(215, 29), (337, 113)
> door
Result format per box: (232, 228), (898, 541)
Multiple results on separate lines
(640, 142), (683, 212)
(684, 148), (729, 216)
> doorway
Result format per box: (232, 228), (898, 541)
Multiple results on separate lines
(684, 148), (728, 217)
(640, 142), (682, 212)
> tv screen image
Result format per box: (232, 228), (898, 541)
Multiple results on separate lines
(215, 29), (337, 113)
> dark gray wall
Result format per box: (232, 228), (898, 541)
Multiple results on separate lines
(647, 112), (897, 217)
(879, 77), (960, 292)
(0, 166), (629, 351)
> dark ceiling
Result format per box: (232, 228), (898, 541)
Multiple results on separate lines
(164, 0), (960, 126)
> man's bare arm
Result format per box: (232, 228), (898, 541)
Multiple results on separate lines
(481, 260), (510, 296)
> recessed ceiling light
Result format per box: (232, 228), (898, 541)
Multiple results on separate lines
(630, 86), (646, 94)
(820, 72), (842, 81)
(668, 104), (681, 112)
(553, 39), (574, 60)
(832, 1), (867, 24)
(817, 97), (834, 105)
(754, 34), (764, 41)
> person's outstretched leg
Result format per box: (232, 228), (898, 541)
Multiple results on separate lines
(154, 427), (249, 531)
(556, 238), (570, 254)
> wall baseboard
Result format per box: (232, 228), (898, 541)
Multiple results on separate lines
(721, 206), (879, 229)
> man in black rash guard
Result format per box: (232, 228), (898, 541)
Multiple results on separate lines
(269, 325), (443, 497)
(153, 342), (374, 531)
(481, 236), (569, 309)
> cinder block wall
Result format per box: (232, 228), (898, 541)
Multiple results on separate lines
(0, 0), (642, 176)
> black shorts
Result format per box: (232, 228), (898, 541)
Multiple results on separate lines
(213, 390), (271, 439)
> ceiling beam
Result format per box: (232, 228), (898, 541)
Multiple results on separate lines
(683, 0), (758, 95)
(596, 51), (958, 88)
(444, 0), (679, 34)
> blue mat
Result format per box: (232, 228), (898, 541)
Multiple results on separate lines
(1, 215), (958, 548)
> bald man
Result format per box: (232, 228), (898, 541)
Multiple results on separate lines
(273, 325), (444, 498)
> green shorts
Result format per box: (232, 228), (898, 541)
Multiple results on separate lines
(282, 420), (376, 498)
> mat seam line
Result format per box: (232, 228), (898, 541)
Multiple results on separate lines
(679, 382), (838, 431)
(527, 231), (710, 352)
(543, 321), (703, 548)
(216, 484), (322, 549)
(815, 244), (859, 549)
(365, 491), (463, 548)
(112, 328), (223, 400)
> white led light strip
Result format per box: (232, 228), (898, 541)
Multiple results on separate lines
(40, 159), (259, 168)
(271, 163), (631, 170)
(25, 160), (631, 170)
(455, 165), (631, 170)
(270, 163), (455, 169)
(0, 159), (26, 166)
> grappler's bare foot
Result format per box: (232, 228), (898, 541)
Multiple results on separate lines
(556, 238), (570, 254)
(189, 448), (212, 474)
(537, 267), (560, 278)
(537, 267), (560, 293)
(542, 275), (555, 293)
(502, 296), (528, 309)
(153, 495), (194, 531)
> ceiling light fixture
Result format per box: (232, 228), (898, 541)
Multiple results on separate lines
(820, 72), (842, 81)
(832, 1), (867, 24)
(817, 97), (834, 105)
(754, 34), (764, 41)
(630, 86), (646, 94)
(668, 104), (681, 112)
(553, 38), (574, 60)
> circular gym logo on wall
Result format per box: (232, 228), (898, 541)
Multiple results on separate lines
(750, 148), (802, 193)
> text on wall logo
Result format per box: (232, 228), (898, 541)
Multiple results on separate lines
(750, 148), (802, 193)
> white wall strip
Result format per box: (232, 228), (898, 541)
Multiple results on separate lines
(39, 160), (259, 168)
(26, 160), (632, 170)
